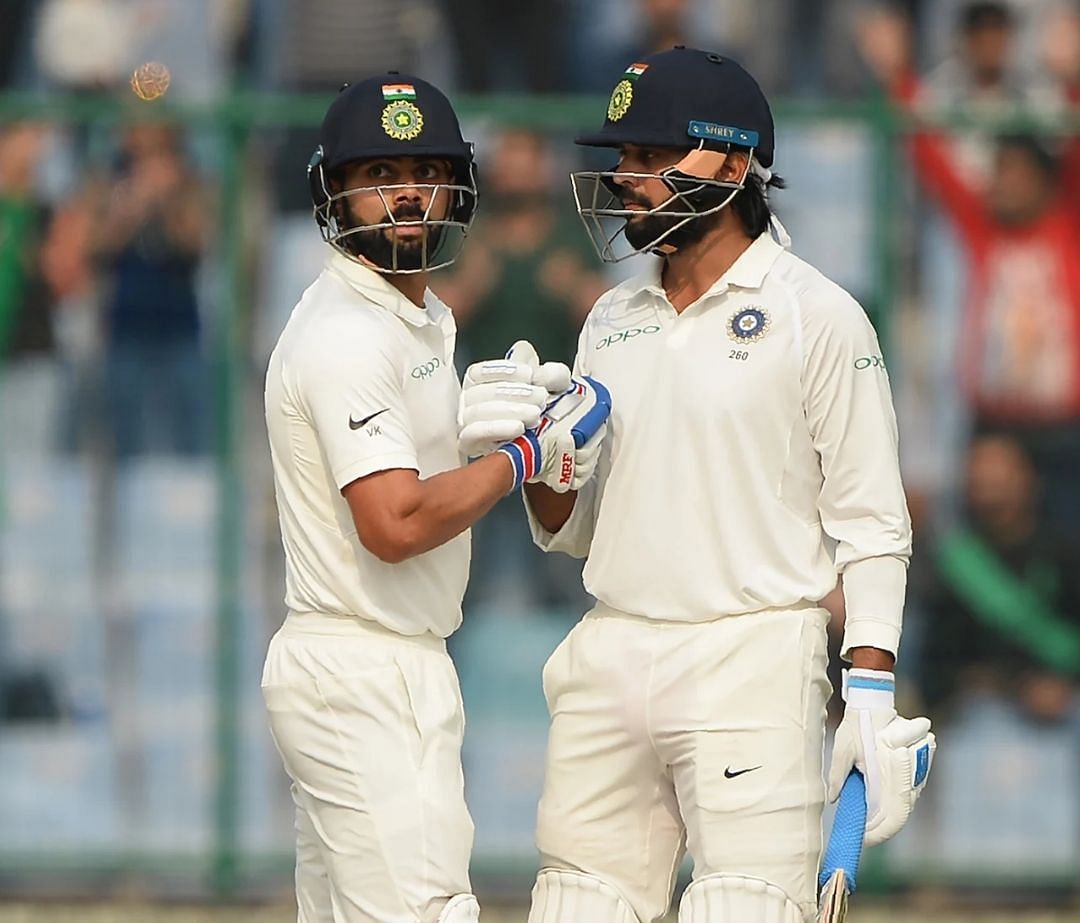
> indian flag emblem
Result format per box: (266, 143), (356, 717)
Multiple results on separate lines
(624, 62), (648, 80)
(382, 83), (417, 100)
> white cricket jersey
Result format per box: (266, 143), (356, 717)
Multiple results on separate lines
(528, 233), (912, 656)
(265, 251), (468, 638)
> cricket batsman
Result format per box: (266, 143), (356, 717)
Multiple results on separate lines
(469, 47), (937, 922)
(261, 74), (608, 923)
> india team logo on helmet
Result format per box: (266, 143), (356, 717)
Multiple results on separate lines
(608, 80), (633, 121)
(607, 63), (648, 123)
(727, 306), (771, 343)
(381, 83), (424, 140)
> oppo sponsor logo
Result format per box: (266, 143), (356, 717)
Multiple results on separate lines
(853, 355), (886, 370)
(594, 325), (662, 350)
(411, 357), (442, 379)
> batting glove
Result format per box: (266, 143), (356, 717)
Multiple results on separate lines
(458, 340), (571, 458)
(562, 420), (606, 491)
(499, 376), (612, 493)
(506, 339), (572, 397)
(827, 668), (936, 848)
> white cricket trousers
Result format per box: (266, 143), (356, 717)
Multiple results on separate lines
(261, 612), (474, 923)
(535, 602), (832, 922)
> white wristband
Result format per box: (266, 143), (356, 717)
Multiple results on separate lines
(842, 667), (895, 710)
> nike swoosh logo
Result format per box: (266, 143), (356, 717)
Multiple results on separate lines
(723, 765), (761, 779)
(349, 408), (389, 430)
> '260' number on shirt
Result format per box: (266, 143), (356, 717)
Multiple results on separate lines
(411, 357), (442, 379)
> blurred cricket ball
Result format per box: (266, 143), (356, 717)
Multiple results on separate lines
(130, 62), (171, 101)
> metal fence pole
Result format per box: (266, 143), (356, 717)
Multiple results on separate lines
(211, 115), (247, 897)
(870, 89), (901, 348)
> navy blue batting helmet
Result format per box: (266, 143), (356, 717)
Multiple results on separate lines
(571, 48), (777, 262)
(308, 74), (478, 272)
(577, 47), (775, 168)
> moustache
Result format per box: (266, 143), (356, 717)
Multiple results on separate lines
(619, 193), (651, 209)
(390, 204), (426, 222)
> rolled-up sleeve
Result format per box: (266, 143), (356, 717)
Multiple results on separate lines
(524, 473), (602, 558)
(801, 289), (912, 658)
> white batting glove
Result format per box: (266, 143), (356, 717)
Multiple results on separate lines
(498, 376), (612, 493)
(458, 357), (546, 459)
(827, 669), (936, 848)
(563, 421), (606, 491)
(501, 340), (603, 490)
(507, 339), (572, 397)
(457, 341), (571, 458)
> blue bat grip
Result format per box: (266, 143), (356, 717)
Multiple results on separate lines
(570, 377), (613, 448)
(819, 770), (867, 892)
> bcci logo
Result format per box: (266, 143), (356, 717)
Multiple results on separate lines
(727, 307), (771, 343)
(382, 101), (424, 141)
(607, 80), (634, 122)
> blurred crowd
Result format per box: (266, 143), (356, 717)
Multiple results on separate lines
(1, 0), (1079, 869)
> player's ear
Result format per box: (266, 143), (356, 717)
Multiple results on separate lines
(717, 149), (749, 182)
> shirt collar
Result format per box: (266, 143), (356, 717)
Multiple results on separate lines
(622, 232), (784, 307)
(718, 232), (784, 290)
(325, 249), (439, 328)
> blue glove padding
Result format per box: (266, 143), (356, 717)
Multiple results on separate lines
(500, 376), (612, 493)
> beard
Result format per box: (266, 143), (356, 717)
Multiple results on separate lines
(620, 184), (728, 253)
(351, 225), (446, 271)
(343, 203), (447, 271)
(623, 206), (723, 252)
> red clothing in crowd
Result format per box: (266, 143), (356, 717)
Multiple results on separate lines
(898, 80), (1080, 423)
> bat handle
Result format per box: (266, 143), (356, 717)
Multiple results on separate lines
(569, 376), (612, 448)
(819, 770), (867, 892)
